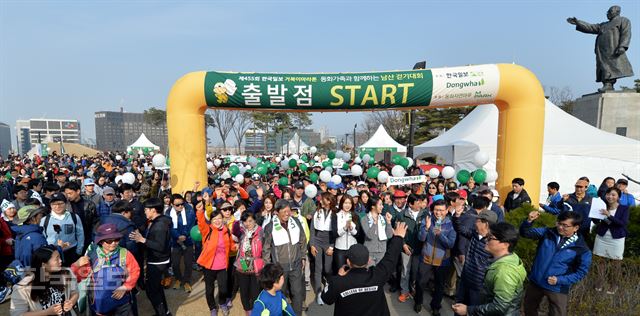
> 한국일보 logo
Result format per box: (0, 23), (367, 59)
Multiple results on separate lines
(430, 64), (499, 106)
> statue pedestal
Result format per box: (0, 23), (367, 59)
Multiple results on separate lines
(571, 91), (640, 141)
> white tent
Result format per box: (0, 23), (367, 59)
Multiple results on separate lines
(127, 133), (160, 152)
(414, 100), (640, 199)
(359, 125), (407, 153)
(282, 133), (309, 154)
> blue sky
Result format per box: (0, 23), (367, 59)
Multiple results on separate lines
(1, 0), (639, 146)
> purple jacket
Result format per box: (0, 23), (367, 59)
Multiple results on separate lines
(593, 204), (629, 239)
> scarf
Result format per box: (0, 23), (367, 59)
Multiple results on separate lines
(271, 216), (300, 247)
(367, 212), (388, 241)
(169, 207), (187, 229)
(313, 208), (332, 231)
(558, 233), (579, 249)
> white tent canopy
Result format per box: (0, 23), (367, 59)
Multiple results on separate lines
(414, 100), (640, 199)
(127, 133), (160, 152)
(282, 133), (309, 154)
(359, 125), (407, 153)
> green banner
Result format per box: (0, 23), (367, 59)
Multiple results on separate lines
(204, 70), (433, 110)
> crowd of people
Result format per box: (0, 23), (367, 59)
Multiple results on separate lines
(0, 150), (636, 316)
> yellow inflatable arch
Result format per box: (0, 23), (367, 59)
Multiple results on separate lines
(166, 64), (545, 203)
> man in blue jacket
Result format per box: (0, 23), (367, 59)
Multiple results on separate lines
(167, 193), (196, 292)
(539, 182), (563, 215)
(11, 205), (47, 267)
(520, 210), (592, 316)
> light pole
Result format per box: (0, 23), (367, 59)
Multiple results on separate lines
(353, 123), (357, 154)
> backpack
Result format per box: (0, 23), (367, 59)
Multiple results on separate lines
(87, 247), (131, 314)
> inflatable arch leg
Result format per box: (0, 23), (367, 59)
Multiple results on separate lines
(166, 64), (544, 204)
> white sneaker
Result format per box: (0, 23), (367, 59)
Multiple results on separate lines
(316, 295), (324, 305)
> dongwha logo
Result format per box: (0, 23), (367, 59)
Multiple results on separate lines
(446, 78), (485, 89)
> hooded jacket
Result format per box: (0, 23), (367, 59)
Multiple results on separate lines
(11, 224), (47, 267)
(467, 253), (527, 316)
(520, 220), (592, 294)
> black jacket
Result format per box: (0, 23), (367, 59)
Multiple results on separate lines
(321, 236), (403, 316)
(144, 215), (172, 263)
(503, 189), (531, 212)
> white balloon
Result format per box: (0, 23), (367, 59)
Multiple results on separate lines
(115, 175), (124, 184)
(230, 163), (237, 167)
(331, 175), (342, 185)
(234, 174), (244, 183)
(314, 155), (320, 162)
(354, 157), (362, 164)
(377, 171), (390, 183)
(324, 166), (333, 173)
(350, 165), (363, 177)
(305, 184), (318, 198)
(213, 159), (222, 167)
(138, 150), (143, 155)
(245, 165), (252, 170)
(486, 170), (499, 182)
(407, 157), (414, 168)
(275, 156), (281, 163)
(310, 146), (317, 154)
(473, 151), (490, 167)
(391, 165), (406, 177)
(280, 159), (289, 170)
(343, 152), (351, 161)
(115, 155), (122, 161)
(152, 154), (166, 168)
(441, 166), (456, 179)
(149, 152), (154, 156)
(248, 156), (259, 167)
(319, 170), (332, 183)
(290, 154), (299, 161)
(428, 168), (440, 179)
(333, 158), (342, 167)
(221, 171), (231, 179)
(122, 172), (135, 184)
(336, 150), (344, 159)
(239, 166), (246, 174)
(207, 161), (214, 170)
(362, 154), (371, 163)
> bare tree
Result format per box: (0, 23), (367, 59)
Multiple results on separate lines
(360, 116), (378, 139)
(209, 110), (236, 152)
(545, 86), (575, 113)
(363, 110), (408, 140)
(232, 112), (253, 154)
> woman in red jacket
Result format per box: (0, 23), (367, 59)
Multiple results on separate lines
(197, 203), (233, 316)
(232, 211), (265, 315)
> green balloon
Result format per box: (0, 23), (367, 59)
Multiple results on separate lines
(366, 167), (380, 179)
(257, 165), (268, 175)
(190, 226), (202, 242)
(287, 169), (294, 175)
(456, 170), (471, 184)
(270, 162), (277, 170)
(359, 152), (365, 158)
(322, 160), (331, 168)
(301, 155), (309, 162)
(328, 151), (336, 159)
(472, 169), (487, 184)
(278, 177), (289, 186)
(392, 155), (401, 164)
(309, 160), (316, 165)
(368, 159), (375, 165)
(229, 165), (240, 177)
(399, 157), (409, 169)
(309, 173), (319, 183)
(165, 157), (170, 166)
(288, 159), (297, 168)
(342, 163), (349, 170)
(300, 164), (308, 171)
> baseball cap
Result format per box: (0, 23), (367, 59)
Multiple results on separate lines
(474, 210), (498, 224)
(103, 186), (116, 196)
(616, 178), (629, 186)
(50, 192), (67, 204)
(457, 190), (468, 200)
(393, 190), (407, 199)
(294, 181), (304, 189)
(356, 181), (367, 187)
(83, 178), (95, 186)
(491, 189), (500, 197)
(346, 244), (369, 266)
(251, 174), (261, 181)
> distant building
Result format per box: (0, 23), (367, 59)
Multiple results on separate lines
(243, 128), (322, 154)
(0, 122), (11, 158)
(15, 118), (81, 154)
(95, 109), (168, 152)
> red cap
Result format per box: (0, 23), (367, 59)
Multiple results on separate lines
(393, 190), (407, 198)
(457, 189), (468, 199)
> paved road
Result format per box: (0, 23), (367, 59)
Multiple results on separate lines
(1, 272), (456, 316)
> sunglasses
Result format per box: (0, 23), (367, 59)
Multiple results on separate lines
(103, 238), (120, 244)
(574, 185), (586, 188)
(222, 208), (232, 212)
(173, 203), (184, 207)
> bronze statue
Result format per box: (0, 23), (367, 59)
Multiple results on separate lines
(568, 6), (634, 92)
